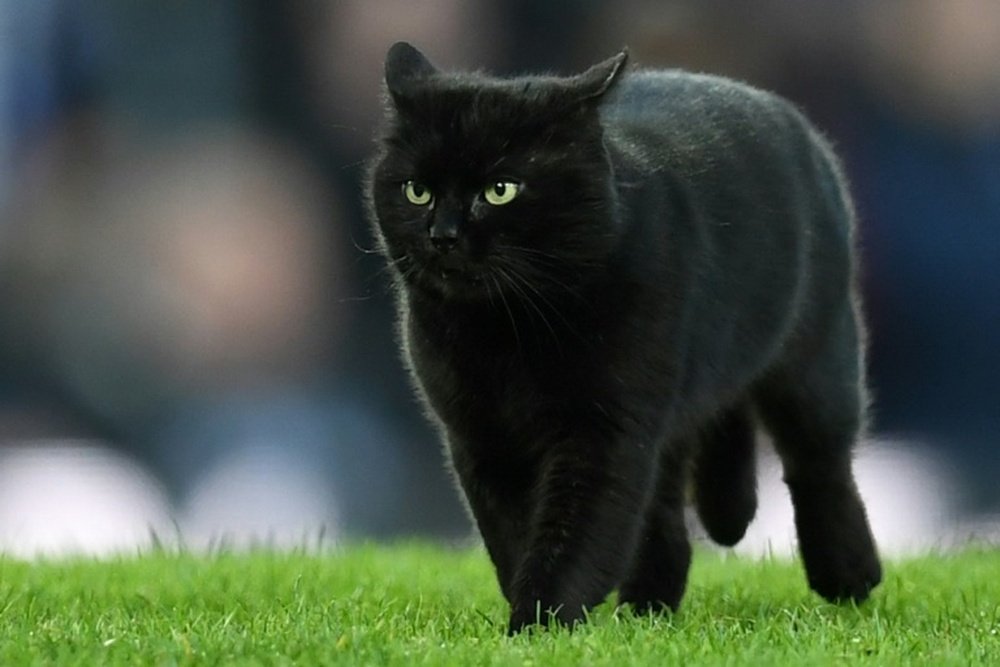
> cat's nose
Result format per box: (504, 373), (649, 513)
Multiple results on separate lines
(429, 209), (462, 253)
(430, 235), (459, 253)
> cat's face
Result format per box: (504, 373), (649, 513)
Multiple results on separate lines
(367, 43), (627, 301)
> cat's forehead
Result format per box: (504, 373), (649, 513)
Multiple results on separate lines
(402, 76), (555, 133)
(386, 77), (563, 176)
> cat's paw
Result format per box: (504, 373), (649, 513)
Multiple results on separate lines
(618, 578), (686, 616)
(807, 550), (882, 603)
(506, 604), (565, 635)
(788, 477), (883, 604)
(506, 598), (586, 635)
(506, 607), (543, 635)
(619, 597), (679, 617)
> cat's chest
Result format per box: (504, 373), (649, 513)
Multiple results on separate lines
(404, 305), (576, 443)
(409, 322), (534, 415)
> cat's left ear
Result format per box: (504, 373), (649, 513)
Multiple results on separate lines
(567, 49), (629, 104)
(384, 41), (437, 104)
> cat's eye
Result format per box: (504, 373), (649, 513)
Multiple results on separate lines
(403, 180), (433, 206)
(483, 180), (520, 206)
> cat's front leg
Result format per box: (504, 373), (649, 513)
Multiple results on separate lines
(450, 447), (533, 603)
(461, 480), (529, 603)
(507, 438), (657, 633)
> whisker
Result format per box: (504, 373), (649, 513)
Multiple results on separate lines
(497, 254), (593, 346)
(494, 245), (595, 306)
(494, 244), (567, 265)
(363, 255), (412, 292)
(369, 254), (421, 297)
(502, 253), (589, 309)
(349, 232), (384, 256)
(490, 270), (522, 352)
(495, 264), (560, 351)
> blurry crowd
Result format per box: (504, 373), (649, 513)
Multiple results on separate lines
(0, 0), (997, 553)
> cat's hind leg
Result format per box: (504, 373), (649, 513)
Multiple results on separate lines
(692, 406), (758, 546)
(618, 443), (692, 614)
(753, 308), (881, 603)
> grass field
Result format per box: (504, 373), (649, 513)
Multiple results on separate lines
(2, 543), (999, 665)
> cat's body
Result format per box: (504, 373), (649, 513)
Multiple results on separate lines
(367, 43), (881, 633)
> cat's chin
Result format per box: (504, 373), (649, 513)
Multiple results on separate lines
(411, 267), (490, 301)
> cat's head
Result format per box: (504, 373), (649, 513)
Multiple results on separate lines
(366, 42), (628, 302)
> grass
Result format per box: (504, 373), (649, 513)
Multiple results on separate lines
(1, 543), (999, 665)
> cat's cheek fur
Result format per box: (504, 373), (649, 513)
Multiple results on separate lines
(367, 42), (882, 633)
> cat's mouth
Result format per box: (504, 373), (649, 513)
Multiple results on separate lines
(413, 259), (488, 299)
(438, 267), (483, 284)
(431, 266), (486, 296)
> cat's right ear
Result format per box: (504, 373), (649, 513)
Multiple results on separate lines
(568, 49), (629, 104)
(385, 42), (437, 105)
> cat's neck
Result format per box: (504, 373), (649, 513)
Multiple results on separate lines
(402, 273), (619, 358)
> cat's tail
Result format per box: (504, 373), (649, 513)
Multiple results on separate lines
(692, 407), (758, 546)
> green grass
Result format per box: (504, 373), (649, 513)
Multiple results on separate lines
(2, 544), (999, 665)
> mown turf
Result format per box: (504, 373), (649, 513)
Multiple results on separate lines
(1, 543), (998, 665)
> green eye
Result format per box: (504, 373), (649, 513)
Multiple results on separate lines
(483, 180), (520, 206)
(402, 180), (433, 206)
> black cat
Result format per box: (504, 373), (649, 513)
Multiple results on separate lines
(365, 42), (881, 633)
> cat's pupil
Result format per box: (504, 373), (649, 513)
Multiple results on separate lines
(493, 182), (507, 196)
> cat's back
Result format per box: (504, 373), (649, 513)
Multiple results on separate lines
(604, 69), (795, 135)
(611, 69), (775, 107)
(602, 69), (817, 179)
(601, 67), (848, 245)
(599, 68), (855, 390)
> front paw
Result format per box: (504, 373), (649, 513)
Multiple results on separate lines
(805, 547), (882, 604)
(507, 601), (579, 635)
(618, 591), (681, 617)
(507, 602), (546, 635)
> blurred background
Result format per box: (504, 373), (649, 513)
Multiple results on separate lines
(0, 0), (997, 557)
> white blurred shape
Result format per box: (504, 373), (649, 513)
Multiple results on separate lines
(733, 440), (960, 558)
(0, 442), (174, 558)
(180, 443), (338, 551)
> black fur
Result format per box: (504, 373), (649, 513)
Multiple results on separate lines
(365, 42), (881, 633)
